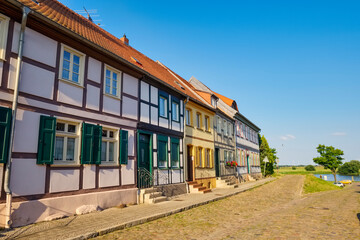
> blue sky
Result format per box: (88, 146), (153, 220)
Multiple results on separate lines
(59, 0), (360, 165)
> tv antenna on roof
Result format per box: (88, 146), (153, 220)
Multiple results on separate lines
(75, 7), (104, 26)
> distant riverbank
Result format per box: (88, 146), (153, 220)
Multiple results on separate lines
(314, 174), (360, 182)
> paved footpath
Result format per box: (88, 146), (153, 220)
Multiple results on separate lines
(0, 178), (274, 240)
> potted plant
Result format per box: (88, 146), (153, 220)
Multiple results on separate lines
(226, 161), (238, 167)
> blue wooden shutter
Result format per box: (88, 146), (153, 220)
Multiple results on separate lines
(37, 115), (56, 164)
(119, 130), (128, 164)
(0, 107), (12, 163)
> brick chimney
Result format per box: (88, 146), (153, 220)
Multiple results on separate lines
(120, 34), (129, 46)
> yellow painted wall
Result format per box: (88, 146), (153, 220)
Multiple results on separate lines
(184, 100), (216, 188)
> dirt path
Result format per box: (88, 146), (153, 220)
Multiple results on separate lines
(97, 175), (360, 240)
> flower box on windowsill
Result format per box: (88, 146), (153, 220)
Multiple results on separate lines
(225, 161), (238, 167)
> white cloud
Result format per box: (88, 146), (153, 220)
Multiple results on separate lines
(280, 134), (296, 141)
(331, 132), (346, 136)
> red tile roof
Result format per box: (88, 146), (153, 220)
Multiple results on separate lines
(212, 91), (238, 111)
(18, 0), (191, 96)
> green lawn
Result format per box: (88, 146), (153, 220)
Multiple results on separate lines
(303, 174), (341, 194)
(278, 166), (331, 175)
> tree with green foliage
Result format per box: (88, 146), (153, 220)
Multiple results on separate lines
(313, 144), (344, 182)
(259, 135), (277, 176)
(338, 160), (360, 175)
(305, 165), (316, 171)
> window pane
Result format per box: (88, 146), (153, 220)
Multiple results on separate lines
(112, 87), (117, 96)
(73, 55), (80, 65)
(63, 59), (70, 70)
(101, 142), (106, 161)
(73, 63), (79, 74)
(54, 136), (64, 160)
(171, 142), (179, 167)
(72, 73), (79, 82)
(62, 69), (69, 80)
(159, 97), (167, 117)
(172, 102), (178, 121)
(68, 124), (76, 133)
(56, 123), (65, 131)
(106, 69), (111, 78)
(105, 86), (110, 94)
(63, 50), (70, 61)
(109, 142), (114, 162)
(102, 130), (107, 137)
(112, 72), (117, 80)
(66, 138), (75, 161)
(109, 131), (114, 138)
(158, 141), (167, 168)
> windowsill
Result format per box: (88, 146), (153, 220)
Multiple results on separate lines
(196, 128), (204, 131)
(157, 167), (168, 170)
(170, 167), (181, 170)
(51, 163), (81, 167)
(172, 119), (180, 123)
(104, 93), (121, 101)
(159, 115), (169, 120)
(205, 130), (211, 133)
(186, 124), (194, 128)
(59, 78), (84, 88)
(100, 161), (119, 166)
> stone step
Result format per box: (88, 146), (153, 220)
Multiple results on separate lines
(199, 188), (212, 193)
(153, 196), (168, 203)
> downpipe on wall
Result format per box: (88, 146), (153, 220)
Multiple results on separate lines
(3, 6), (31, 229)
(183, 96), (189, 194)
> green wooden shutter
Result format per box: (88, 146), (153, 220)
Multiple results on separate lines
(119, 130), (128, 164)
(81, 123), (94, 164)
(81, 123), (102, 164)
(93, 125), (102, 164)
(37, 115), (56, 164)
(0, 107), (12, 164)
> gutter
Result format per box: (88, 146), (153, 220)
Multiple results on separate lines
(3, 5), (31, 229)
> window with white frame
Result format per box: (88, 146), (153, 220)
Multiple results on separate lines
(54, 121), (80, 162)
(228, 122), (232, 137)
(185, 108), (191, 126)
(0, 13), (10, 61)
(59, 45), (85, 85)
(104, 66), (121, 98)
(196, 113), (201, 129)
(217, 116), (221, 133)
(205, 148), (211, 168)
(224, 120), (227, 136)
(101, 129), (117, 163)
(159, 95), (168, 118)
(205, 116), (210, 131)
(242, 123), (245, 138)
(172, 101), (179, 121)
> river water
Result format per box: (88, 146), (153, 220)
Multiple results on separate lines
(314, 174), (360, 182)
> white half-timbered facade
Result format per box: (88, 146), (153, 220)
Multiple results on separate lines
(0, 0), (187, 227)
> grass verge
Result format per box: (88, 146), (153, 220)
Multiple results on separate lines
(303, 174), (341, 194)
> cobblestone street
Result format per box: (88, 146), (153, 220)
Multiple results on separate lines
(98, 175), (360, 240)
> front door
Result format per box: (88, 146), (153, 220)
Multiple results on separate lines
(247, 155), (250, 174)
(215, 148), (220, 177)
(187, 145), (193, 181)
(138, 133), (151, 188)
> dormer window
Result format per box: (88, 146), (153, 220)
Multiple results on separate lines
(211, 97), (217, 107)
